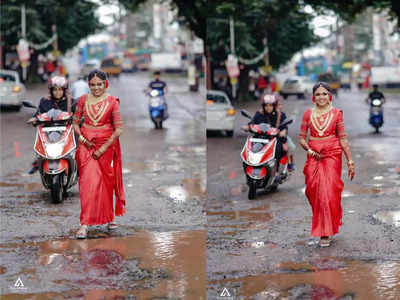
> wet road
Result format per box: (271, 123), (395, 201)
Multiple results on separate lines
(207, 90), (400, 299)
(0, 72), (206, 298)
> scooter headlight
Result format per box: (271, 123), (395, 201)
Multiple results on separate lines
(150, 89), (159, 97)
(372, 99), (382, 106)
(45, 143), (64, 158)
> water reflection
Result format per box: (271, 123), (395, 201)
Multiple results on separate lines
(0, 231), (206, 299)
(211, 259), (400, 299)
(373, 210), (400, 227)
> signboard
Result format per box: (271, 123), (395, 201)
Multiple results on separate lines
(225, 54), (240, 78)
(17, 39), (30, 61)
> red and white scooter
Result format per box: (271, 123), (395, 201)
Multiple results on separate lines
(24, 102), (78, 203)
(240, 110), (293, 199)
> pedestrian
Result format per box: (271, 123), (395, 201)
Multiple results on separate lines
(299, 82), (355, 247)
(73, 69), (125, 239)
(71, 76), (90, 100)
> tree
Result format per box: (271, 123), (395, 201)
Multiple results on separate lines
(1, 0), (102, 60)
(206, 1), (319, 99)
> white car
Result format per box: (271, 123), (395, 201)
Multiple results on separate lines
(280, 76), (314, 99)
(80, 59), (101, 77)
(206, 90), (236, 137)
(0, 69), (26, 111)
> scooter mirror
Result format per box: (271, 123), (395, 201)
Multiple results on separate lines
(22, 101), (37, 109)
(241, 110), (252, 119)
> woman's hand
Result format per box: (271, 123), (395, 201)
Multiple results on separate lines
(79, 135), (94, 150)
(347, 160), (355, 181)
(85, 140), (95, 150)
(307, 149), (323, 160)
(92, 145), (106, 160)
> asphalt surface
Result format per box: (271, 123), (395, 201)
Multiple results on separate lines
(0, 72), (206, 299)
(206, 90), (400, 299)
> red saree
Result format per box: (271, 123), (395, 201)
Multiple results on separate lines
(300, 107), (347, 237)
(74, 94), (125, 226)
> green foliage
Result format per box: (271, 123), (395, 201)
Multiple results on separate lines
(1, 0), (103, 54)
(206, 1), (319, 69)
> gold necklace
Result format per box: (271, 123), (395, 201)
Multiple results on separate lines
(85, 93), (109, 126)
(310, 106), (333, 136)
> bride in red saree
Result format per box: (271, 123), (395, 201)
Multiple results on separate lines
(299, 82), (355, 247)
(73, 69), (125, 239)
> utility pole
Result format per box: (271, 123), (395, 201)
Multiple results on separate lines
(21, 4), (27, 81)
(229, 16), (236, 99)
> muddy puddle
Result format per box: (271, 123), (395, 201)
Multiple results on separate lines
(0, 230), (206, 299)
(157, 177), (206, 203)
(0, 182), (44, 191)
(210, 259), (400, 299)
(207, 204), (272, 228)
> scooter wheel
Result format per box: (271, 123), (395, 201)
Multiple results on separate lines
(248, 180), (256, 200)
(50, 174), (64, 204)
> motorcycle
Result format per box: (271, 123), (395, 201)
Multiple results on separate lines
(23, 101), (78, 203)
(240, 110), (293, 200)
(147, 89), (168, 129)
(368, 96), (384, 133)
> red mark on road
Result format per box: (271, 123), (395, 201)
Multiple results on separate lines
(230, 171), (237, 180)
(14, 142), (21, 158)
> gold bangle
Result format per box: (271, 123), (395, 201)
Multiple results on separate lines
(307, 149), (314, 155)
(347, 160), (354, 165)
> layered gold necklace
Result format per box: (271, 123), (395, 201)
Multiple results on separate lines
(85, 93), (109, 126)
(310, 104), (333, 136)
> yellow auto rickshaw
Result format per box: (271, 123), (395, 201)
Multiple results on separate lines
(317, 72), (340, 95)
(100, 57), (122, 78)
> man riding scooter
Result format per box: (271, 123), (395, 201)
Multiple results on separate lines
(365, 84), (385, 133)
(144, 71), (169, 128)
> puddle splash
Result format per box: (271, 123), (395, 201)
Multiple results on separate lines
(210, 259), (400, 300)
(0, 230), (206, 299)
(373, 210), (400, 227)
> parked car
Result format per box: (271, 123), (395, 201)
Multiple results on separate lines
(101, 57), (122, 78)
(80, 59), (101, 78)
(0, 69), (25, 111)
(206, 90), (235, 137)
(280, 76), (314, 99)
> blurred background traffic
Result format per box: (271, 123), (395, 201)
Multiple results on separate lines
(1, 0), (205, 110)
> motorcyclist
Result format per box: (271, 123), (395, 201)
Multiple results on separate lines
(145, 70), (169, 120)
(145, 70), (168, 95)
(366, 84), (386, 105)
(27, 76), (73, 174)
(242, 93), (290, 181)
